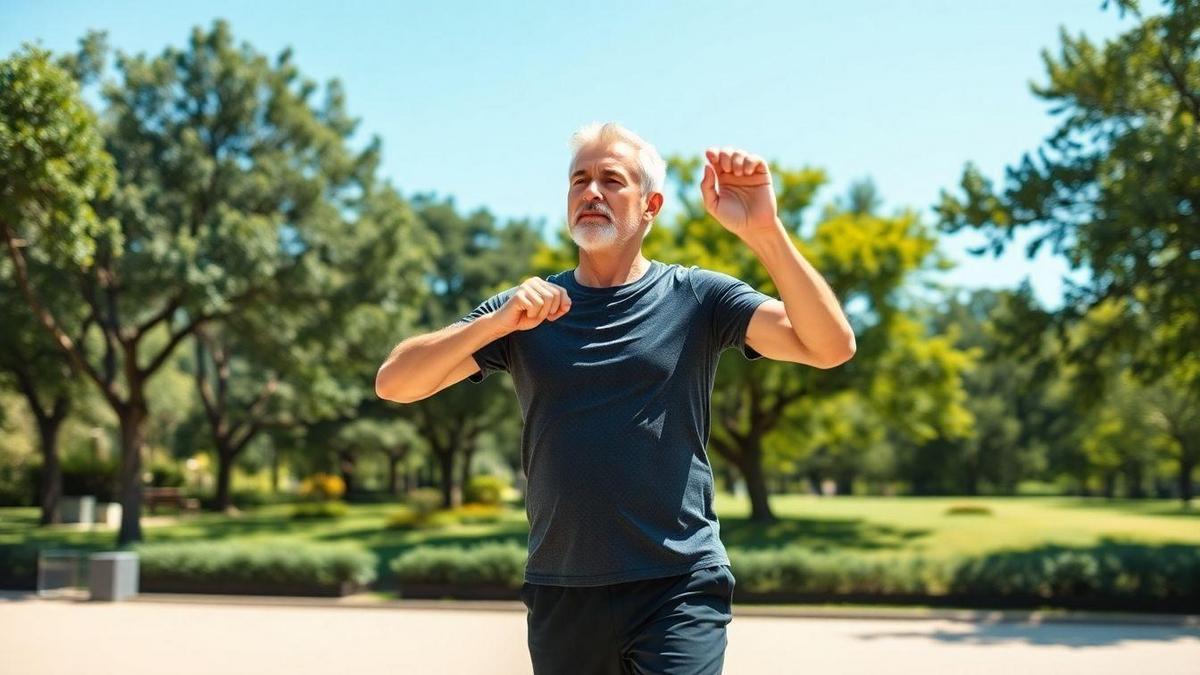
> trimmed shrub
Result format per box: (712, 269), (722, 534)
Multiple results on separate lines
(148, 462), (185, 488)
(453, 503), (506, 524)
(728, 547), (938, 595)
(134, 541), (376, 588)
(59, 454), (117, 502)
(298, 473), (345, 501)
(464, 475), (510, 506)
(0, 544), (43, 589)
(390, 541), (526, 587)
(947, 543), (1200, 604)
(385, 506), (465, 530)
(405, 488), (444, 515)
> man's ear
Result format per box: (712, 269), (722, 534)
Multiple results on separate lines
(644, 192), (664, 222)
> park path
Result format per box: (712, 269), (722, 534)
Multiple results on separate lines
(1, 593), (1197, 674)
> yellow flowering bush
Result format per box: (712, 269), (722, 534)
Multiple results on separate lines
(298, 473), (345, 502)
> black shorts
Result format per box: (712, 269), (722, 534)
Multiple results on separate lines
(519, 564), (736, 675)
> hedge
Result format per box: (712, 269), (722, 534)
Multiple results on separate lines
(390, 541), (526, 587)
(133, 541), (377, 589)
(387, 542), (1200, 610)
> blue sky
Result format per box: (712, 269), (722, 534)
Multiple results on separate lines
(2, 1), (1137, 309)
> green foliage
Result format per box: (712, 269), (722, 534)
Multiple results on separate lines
(729, 543), (1200, 607)
(147, 461), (185, 488)
(297, 473), (345, 502)
(464, 474), (509, 505)
(936, 0), (1200, 402)
(730, 548), (939, 595)
(947, 543), (1200, 603)
(405, 487), (444, 516)
(0, 44), (117, 266)
(390, 541), (526, 587)
(290, 501), (348, 519)
(133, 540), (377, 587)
(385, 503), (505, 530)
(58, 454), (117, 501)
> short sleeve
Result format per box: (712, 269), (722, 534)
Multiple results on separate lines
(450, 286), (518, 382)
(687, 266), (773, 360)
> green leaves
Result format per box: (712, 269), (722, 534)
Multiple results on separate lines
(0, 44), (116, 268)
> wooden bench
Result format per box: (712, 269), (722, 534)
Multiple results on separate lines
(143, 487), (200, 515)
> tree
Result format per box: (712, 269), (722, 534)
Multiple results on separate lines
(404, 194), (542, 508)
(0, 43), (117, 524)
(3, 21), (383, 544)
(189, 181), (430, 510)
(936, 0), (1200, 503)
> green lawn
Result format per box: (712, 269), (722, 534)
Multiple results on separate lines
(3, 495), (1197, 585)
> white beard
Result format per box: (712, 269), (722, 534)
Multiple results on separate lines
(570, 219), (621, 250)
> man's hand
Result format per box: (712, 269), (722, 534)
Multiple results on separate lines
(699, 146), (780, 239)
(492, 277), (572, 335)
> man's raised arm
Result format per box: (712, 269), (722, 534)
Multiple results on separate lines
(375, 277), (572, 403)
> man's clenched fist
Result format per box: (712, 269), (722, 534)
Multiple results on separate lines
(493, 277), (572, 334)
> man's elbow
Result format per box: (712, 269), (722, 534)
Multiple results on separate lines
(375, 369), (419, 404)
(809, 336), (856, 369)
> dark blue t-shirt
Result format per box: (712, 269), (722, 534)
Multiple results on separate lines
(452, 259), (772, 586)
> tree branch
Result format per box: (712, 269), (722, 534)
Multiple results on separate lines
(2, 221), (123, 410)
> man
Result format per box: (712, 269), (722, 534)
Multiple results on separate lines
(375, 122), (855, 674)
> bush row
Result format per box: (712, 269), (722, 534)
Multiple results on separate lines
(389, 542), (1200, 609)
(6, 540), (1196, 609)
(132, 541), (377, 589)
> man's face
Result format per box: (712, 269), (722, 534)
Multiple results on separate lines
(567, 141), (649, 251)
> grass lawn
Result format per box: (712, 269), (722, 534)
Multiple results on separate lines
(3, 495), (1197, 585)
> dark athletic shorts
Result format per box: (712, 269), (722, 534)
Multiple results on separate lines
(519, 564), (736, 675)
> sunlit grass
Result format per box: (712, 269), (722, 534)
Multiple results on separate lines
(3, 495), (1196, 564)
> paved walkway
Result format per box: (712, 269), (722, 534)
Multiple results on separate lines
(2, 594), (1197, 674)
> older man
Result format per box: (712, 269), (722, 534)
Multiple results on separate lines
(376, 122), (855, 674)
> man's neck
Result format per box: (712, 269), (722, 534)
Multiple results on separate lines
(574, 248), (652, 288)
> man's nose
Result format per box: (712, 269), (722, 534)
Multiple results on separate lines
(581, 179), (603, 200)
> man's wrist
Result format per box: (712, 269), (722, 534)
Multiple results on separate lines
(477, 312), (511, 341)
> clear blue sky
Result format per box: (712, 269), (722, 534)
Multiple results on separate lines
(2, 1), (1137, 309)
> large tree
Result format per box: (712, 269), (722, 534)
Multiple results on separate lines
(0, 43), (117, 524)
(936, 0), (1199, 504)
(189, 182), (430, 510)
(3, 22), (383, 544)
(403, 194), (541, 508)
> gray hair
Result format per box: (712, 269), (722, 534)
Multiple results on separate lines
(568, 122), (667, 201)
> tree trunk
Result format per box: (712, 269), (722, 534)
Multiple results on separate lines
(1180, 455), (1195, 509)
(388, 454), (400, 496)
(339, 449), (356, 497)
(215, 449), (235, 511)
(459, 446), (476, 503)
(37, 416), (64, 526)
(836, 471), (855, 497)
(1102, 472), (1116, 499)
(436, 450), (457, 509)
(1125, 464), (1146, 499)
(963, 466), (979, 496)
(116, 404), (148, 547)
(807, 471), (822, 496)
(735, 444), (774, 523)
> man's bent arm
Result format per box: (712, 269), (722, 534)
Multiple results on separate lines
(375, 314), (507, 403)
(742, 218), (856, 366)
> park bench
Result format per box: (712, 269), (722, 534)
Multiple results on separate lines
(143, 486), (200, 515)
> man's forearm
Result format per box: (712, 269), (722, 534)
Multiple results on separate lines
(375, 314), (507, 402)
(741, 218), (855, 363)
